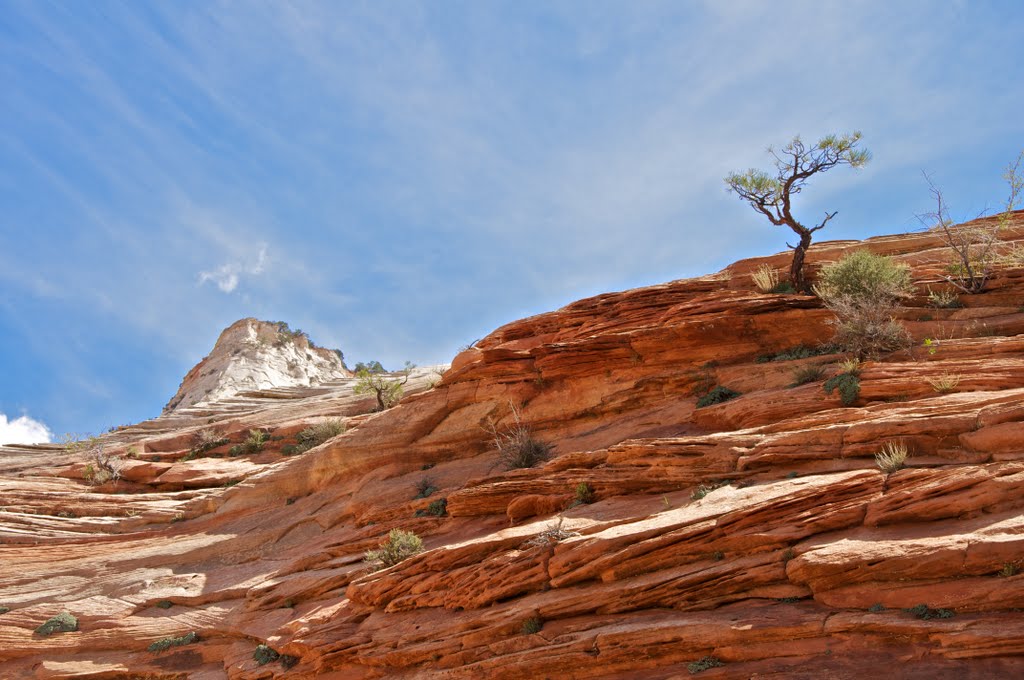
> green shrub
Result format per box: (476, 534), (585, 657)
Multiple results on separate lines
(413, 476), (438, 499)
(230, 429), (268, 456)
(691, 480), (730, 500)
(365, 529), (424, 569)
(185, 428), (228, 460)
(927, 288), (963, 309)
(35, 611), (77, 636)
(416, 498), (448, 517)
(155, 600), (173, 609)
(789, 364), (826, 387)
(815, 251), (914, 358)
(254, 644), (280, 666)
(687, 656), (725, 674)
(998, 562), (1020, 577)
(293, 420), (345, 453)
(149, 631), (199, 652)
(868, 603), (886, 612)
(696, 386), (741, 408)
(0, 606), (10, 615)
(903, 604), (954, 620)
(572, 482), (595, 506)
(756, 343), (838, 363)
(815, 250), (914, 302)
(281, 655), (299, 669)
(824, 372), (860, 406)
(521, 616), (543, 635)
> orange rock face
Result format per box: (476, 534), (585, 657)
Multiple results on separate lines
(3, 213), (1024, 678)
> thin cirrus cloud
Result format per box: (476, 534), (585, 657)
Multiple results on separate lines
(198, 243), (268, 294)
(0, 1), (1022, 437)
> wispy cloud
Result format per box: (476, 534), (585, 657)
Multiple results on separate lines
(1, 1), (1022, 434)
(198, 242), (268, 293)
(0, 412), (52, 445)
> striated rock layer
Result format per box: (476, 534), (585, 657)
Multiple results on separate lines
(3, 212), (1024, 679)
(163, 318), (350, 413)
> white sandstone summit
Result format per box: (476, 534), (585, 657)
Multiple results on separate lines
(163, 318), (351, 412)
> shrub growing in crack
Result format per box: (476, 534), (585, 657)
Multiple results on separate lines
(521, 616), (544, 635)
(524, 517), (579, 548)
(903, 604), (954, 620)
(687, 656), (725, 674)
(254, 644), (280, 666)
(35, 611), (78, 636)
(365, 529), (423, 570)
(148, 631), (199, 652)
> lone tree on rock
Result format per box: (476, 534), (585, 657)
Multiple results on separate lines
(725, 132), (870, 292)
(354, 361), (414, 411)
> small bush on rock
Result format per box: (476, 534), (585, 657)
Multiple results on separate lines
(815, 251), (915, 358)
(521, 616), (544, 635)
(35, 611), (78, 636)
(489, 403), (551, 470)
(903, 604), (954, 620)
(416, 498), (448, 517)
(696, 386), (741, 408)
(254, 644), (280, 666)
(230, 429), (268, 456)
(284, 419), (345, 455)
(148, 631), (199, 652)
(365, 529), (423, 569)
(789, 364), (826, 387)
(875, 441), (909, 473)
(824, 371), (861, 406)
(687, 656), (725, 674)
(572, 482), (595, 506)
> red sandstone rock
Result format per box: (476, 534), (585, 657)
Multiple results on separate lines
(2, 213), (1024, 678)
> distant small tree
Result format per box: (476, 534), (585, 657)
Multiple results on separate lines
(725, 132), (871, 292)
(920, 150), (1023, 293)
(354, 361), (414, 411)
(353, 360), (386, 374)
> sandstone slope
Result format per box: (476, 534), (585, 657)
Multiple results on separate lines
(2, 213), (1024, 679)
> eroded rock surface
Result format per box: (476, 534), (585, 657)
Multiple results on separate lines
(164, 318), (350, 412)
(2, 213), (1024, 678)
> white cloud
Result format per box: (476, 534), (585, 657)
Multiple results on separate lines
(197, 241), (269, 294)
(0, 412), (53, 445)
(198, 263), (240, 293)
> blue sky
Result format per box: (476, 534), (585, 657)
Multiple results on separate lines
(1, 0), (1022, 443)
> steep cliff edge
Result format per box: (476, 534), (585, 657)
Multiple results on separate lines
(2, 213), (1024, 679)
(163, 318), (350, 412)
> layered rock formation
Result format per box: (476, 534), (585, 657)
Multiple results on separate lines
(164, 318), (350, 412)
(2, 213), (1024, 678)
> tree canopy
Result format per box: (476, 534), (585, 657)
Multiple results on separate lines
(726, 132), (870, 291)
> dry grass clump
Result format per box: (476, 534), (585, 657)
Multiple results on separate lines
(488, 403), (551, 470)
(752, 264), (780, 292)
(875, 440), (909, 473)
(524, 517), (579, 548)
(926, 372), (961, 393)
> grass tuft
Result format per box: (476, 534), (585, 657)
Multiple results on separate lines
(875, 440), (909, 473)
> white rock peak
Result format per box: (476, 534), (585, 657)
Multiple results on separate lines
(163, 318), (351, 412)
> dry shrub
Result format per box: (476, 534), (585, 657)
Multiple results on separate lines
(488, 403), (551, 470)
(875, 440), (909, 473)
(815, 251), (914, 358)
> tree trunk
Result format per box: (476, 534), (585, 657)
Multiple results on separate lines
(790, 232), (813, 293)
